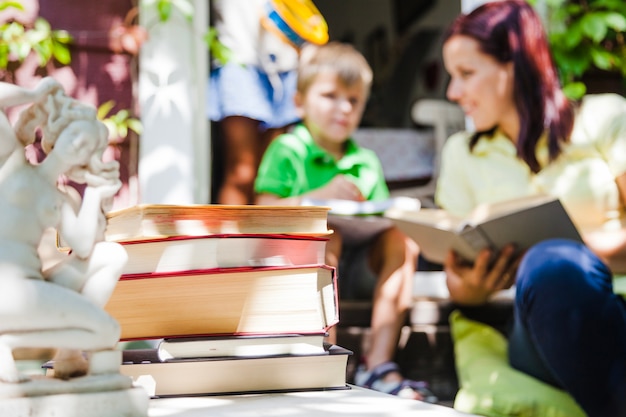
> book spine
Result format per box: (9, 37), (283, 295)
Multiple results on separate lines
(459, 226), (492, 252)
(119, 234), (330, 245)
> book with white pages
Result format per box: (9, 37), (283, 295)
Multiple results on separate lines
(157, 333), (326, 361)
(117, 234), (327, 276)
(385, 194), (582, 264)
(301, 196), (420, 216)
(302, 196), (421, 244)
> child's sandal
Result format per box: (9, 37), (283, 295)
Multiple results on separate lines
(354, 361), (438, 403)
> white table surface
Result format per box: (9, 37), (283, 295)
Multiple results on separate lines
(148, 385), (478, 416)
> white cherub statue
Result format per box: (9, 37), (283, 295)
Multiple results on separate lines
(0, 78), (128, 383)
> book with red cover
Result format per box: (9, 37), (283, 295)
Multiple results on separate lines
(104, 265), (338, 340)
(118, 234), (328, 275)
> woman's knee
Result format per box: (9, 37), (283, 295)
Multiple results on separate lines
(516, 238), (611, 307)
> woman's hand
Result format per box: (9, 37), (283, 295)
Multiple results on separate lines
(444, 244), (520, 305)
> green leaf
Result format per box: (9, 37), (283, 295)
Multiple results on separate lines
(171, 0), (194, 21)
(97, 100), (116, 120)
(0, 44), (8, 69)
(25, 28), (48, 44)
(603, 12), (626, 32)
(590, 47), (615, 70)
(553, 47), (591, 77)
(0, 1), (23, 11)
(51, 42), (71, 65)
(103, 119), (116, 139)
(118, 124), (128, 139)
(592, 0), (626, 13)
(562, 82), (586, 100)
(32, 41), (52, 66)
(33, 18), (51, 34)
(126, 119), (143, 135)
(157, 0), (172, 22)
(113, 109), (130, 122)
(4, 21), (25, 39)
(580, 13), (608, 43)
(52, 30), (73, 44)
(16, 42), (30, 60)
(564, 3), (582, 14)
(204, 27), (232, 65)
(545, 0), (567, 8)
(203, 27), (217, 45)
(551, 28), (582, 50)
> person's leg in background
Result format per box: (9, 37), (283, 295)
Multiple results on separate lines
(366, 228), (416, 374)
(351, 227), (436, 402)
(510, 238), (626, 417)
(211, 65), (299, 205)
(217, 116), (262, 205)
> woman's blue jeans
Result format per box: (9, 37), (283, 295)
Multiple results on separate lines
(509, 239), (626, 417)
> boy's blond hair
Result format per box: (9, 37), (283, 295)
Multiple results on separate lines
(297, 41), (373, 95)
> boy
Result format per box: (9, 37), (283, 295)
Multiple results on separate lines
(254, 42), (435, 402)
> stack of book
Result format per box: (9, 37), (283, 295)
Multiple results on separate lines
(100, 204), (352, 397)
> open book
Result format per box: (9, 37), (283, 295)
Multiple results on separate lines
(301, 196), (420, 216)
(385, 194), (582, 264)
(302, 196), (421, 244)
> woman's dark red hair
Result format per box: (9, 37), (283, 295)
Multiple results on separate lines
(444, 0), (573, 172)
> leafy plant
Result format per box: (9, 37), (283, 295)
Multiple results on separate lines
(530, 0), (626, 99)
(97, 100), (143, 144)
(141, 0), (194, 23)
(203, 26), (232, 66)
(0, 1), (72, 71)
(139, 0), (232, 65)
(0, 1), (142, 144)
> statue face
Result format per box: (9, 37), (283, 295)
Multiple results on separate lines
(54, 120), (108, 167)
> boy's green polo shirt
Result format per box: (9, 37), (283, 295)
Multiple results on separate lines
(255, 124), (389, 200)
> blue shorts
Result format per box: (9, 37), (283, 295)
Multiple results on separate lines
(207, 62), (300, 130)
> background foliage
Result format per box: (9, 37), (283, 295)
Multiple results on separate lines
(530, 0), (626, 99)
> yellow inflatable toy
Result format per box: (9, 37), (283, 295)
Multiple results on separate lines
(262, 0), (329, 49)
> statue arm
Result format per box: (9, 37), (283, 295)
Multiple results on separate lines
(58, 181), (120, 259)
(0, 77), (61, 109)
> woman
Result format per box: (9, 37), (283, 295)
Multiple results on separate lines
(437, 1), (626, 416)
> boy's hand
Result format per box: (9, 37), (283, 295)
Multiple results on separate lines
(313, 175), (365, 201)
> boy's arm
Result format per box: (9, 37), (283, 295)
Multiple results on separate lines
(256, 193), (302, 206)
(255, 175), (365, 206)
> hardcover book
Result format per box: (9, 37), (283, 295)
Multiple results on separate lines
(104, 204), (331, 242)
(118, 234), (327, 275)
(156, 333), (327, 361)
(385, 194), (582, 264)
(119, 345), (352, 397)
(104, 265), (338, 340)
